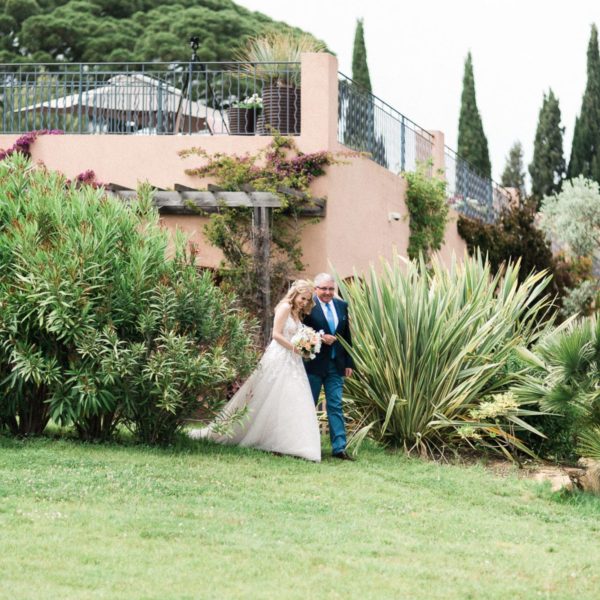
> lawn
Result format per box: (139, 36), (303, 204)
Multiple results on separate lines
(1, 435), (599, 600)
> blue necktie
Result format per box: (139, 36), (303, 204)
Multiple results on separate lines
(324, 302), (336, 358)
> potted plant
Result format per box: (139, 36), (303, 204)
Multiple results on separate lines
(228, 94), (263, 135)
(235, 33), (326, 135)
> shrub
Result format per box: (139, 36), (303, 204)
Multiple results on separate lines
(513, 316), (600, 460)
(560, 279), (599, 318)
(337, 252), (554, 458)
(457, 200), (600, 320)
(539, 176), (600, 258)
(0, 155), (257, 442)
(457, 201), (563, 300)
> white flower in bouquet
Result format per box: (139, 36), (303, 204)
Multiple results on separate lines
(291, 325), (323, 360)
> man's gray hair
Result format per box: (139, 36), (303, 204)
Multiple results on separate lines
(314, 272), (335, 286)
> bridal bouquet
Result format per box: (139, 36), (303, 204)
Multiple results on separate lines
(291, 325), (323, 360)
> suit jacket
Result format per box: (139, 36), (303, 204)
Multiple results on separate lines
(303, 296), (354, 377)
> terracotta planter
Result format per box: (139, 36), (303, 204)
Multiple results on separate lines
(228, 107), (260, 135)
(259, 83), (301, 135)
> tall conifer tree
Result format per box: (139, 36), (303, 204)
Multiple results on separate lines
(501, 141), (526, 197)
(529, 89), (565, 207)
(457, 52), (491, 177)
(568, 24), (600, 183)
(342, 18), (387, 168)
(352, 18), (372, 92)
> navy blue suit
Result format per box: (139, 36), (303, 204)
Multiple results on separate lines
(303, 297), (353, 454)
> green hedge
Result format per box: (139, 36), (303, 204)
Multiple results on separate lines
(0, 155), (257, 443)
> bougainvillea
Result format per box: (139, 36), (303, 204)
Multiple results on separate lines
(0, 130), (101, 188)
(0, 130), (64, 161)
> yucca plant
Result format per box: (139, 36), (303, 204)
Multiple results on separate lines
(0, 154), (257, 442)
(337, 252), (554, 458)
(513, 316), (600, 460)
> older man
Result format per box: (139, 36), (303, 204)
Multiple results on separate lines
(303, 273), (354, 460)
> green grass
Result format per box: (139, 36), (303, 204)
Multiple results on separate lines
(1, 435), (599, 599)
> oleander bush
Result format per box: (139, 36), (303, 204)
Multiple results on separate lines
(0, 154), (257, 443)
(338, 252), (554, 458)
(513, 315), (600, 460)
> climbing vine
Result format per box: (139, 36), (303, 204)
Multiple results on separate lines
(181, 134), (345, 328)
(403, 162), (449, 262)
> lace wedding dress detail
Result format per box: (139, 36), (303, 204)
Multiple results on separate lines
(189, 317), (321, 462)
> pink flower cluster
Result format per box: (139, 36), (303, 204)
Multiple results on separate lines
(73, 170), (101, 188)
(0, 130), (100, 188)
(266, 149), (332, 183)
(0, 129), (64, 161)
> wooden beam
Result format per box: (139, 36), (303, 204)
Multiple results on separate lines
(276, 184), (326, 216)
(276, 185), (306, 199)
(105, 187), (324, 216)
(106, 182), (133, 192)
(106, 189), (283, 214)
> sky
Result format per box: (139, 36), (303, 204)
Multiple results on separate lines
(236, 0), (599, 185)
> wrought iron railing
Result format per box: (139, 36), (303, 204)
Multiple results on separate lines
(444, 147), (511, 223)
(337, 72), (433, 174)
(0, 61), (301, 136)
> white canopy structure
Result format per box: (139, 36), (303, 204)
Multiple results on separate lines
(15, 72), (226, 134)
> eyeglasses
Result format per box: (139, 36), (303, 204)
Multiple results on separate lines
(316, 286), (335, 292)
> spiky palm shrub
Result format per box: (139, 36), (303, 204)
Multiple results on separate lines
(0, 155), (256, 442)
(513, 316), (600, 460)
(337, 252), (554, 457)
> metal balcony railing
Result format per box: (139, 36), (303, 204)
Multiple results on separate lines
(336, 73), (511, 223)
(337, 72), (434, 174)
(444, 146), (511, 224)
(1, 61), (511, 225)
(0, 61), (301, 136)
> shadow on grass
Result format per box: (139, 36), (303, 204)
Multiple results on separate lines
(0, 425), (384, 462)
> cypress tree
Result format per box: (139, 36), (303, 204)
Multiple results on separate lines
(501, 141), (526, 197)
(457, 52), (491, 177)
(529, 89), (565, 208)
(342, 18), (387, 168)
(568, 24), (600, 182)
(352, 18), (372, 92)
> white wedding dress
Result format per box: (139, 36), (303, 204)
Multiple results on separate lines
(189, 317), (321, 462)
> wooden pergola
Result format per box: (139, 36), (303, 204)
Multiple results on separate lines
(106, 184), (325, 341)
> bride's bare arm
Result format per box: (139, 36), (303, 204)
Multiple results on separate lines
(272, 303), (296, 352)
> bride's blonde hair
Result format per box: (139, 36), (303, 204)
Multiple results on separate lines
(276, 279), (315, 318)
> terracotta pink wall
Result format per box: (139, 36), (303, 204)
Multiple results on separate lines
(303, 157), (409, 277)
(0, 134), (274, 190)
(0, 53), (466, 277)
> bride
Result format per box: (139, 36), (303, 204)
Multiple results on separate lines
(189, 280), (321, 462)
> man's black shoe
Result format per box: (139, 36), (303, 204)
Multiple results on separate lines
(332, 451), (355, 461)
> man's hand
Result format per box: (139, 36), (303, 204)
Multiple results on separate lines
(322, 334), (337, 345)
(344, 368), (353, 378)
